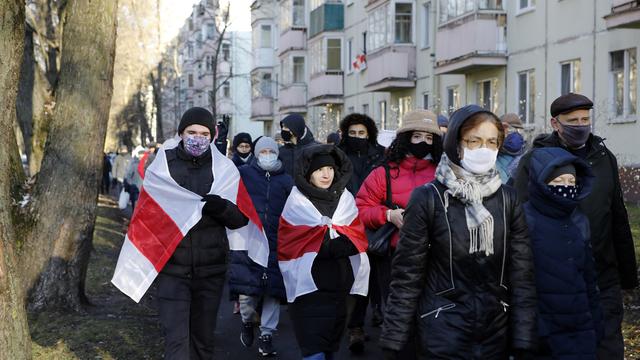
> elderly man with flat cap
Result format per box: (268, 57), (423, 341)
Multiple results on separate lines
(514, 93), (638, 359)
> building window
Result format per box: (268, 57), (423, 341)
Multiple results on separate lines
(447, 86), (460, 114)
(293, 0), (305, 27)
(362, 104), (369, 115)
(261, 25), (272, 48)
(223, 81), (230, 98)
(327, 39), (342, 71)
(560, 59), (581, 95)
(518, 0), (535, 11)
(347, 39), (353, 72)
(398, 96), (412, 125)
(379, 101), (387, 129)
(611, 49), (637, 118)
(293, 56), (305, 83)
(477, 79), (496, 112)
(206, 56), (212, 71)
(348, 106), (355, 114)
(423, 93), (429, 108)
(187, 43), (194, 59)
(518, 70), (536, 124)
(207, 23), (215, 40)
(368, 4), (389, 52)
(440, 0), (475, 22)
(261, 73), (272, 97)
(395, 3), (412, 44)
(222, 43), (230, 61)
(188, 73), (194, 88)
(362, 32), (367, 54)
(422, 3), (430, 48)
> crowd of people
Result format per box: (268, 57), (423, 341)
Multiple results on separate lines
(110, 92), (638, 360)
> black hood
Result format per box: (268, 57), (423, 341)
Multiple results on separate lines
(281, 113), (307, 138)
(294, 144), (353, 204)
(338, 113), (379, 146)
(443, 104), (498, 165)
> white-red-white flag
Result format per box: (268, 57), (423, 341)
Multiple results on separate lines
(111, 137), (268, 303)
(278, 187), (370, 303)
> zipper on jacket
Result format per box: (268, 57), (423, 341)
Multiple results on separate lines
(420, 303), (456, 319)
(500, 300), (509, 312)
(262, 271), (268, 286)
(265, 171), (271, 223)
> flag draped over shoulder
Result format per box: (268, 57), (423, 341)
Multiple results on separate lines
(111, 137), (268, 303)
(278, 187), (370, 303)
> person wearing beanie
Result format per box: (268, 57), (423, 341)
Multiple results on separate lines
(523, 147), (603, 359)
(437, 114), (449, 134)
(156, 107), (249, 359)
(231, 132), (254, 167)
(279, 113), (320, 177)
(496, 113), (527, 184)
(513, 94), (637, 359)
(336, 113), (386, 352)
(326, 131), (341, 145)
(228, 136), (293, 357)
(379, 105), (536, 359)
(279, 144), (369, 360)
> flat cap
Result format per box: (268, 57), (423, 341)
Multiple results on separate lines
(500, 113), (524, 129)
(550, 93), (593, 118)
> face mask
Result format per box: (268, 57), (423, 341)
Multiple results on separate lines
(502, 132), (525, 153)
(238, 151), (251, 159)
(547, 185), (578, 200)
(460, 148), (498, 174)
(183, 135), (210, 157)
(557, 122), (591, 149)
(281, 130), (292, 142)
(409, 141), (433, 159)
(258, 152), (280, 171)
(346, 136), (369, 154)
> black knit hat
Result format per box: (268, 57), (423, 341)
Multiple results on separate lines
(306, 153), (335, 179)
(546, 163), (577, 184)
(233, 132), (253, 149)
(178, 107), (215, 135)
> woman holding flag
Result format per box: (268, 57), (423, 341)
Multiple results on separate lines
(278, 144), (370, 360)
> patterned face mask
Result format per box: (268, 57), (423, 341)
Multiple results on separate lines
(183, 135), (210, 157)
(547, 185), (578, 200)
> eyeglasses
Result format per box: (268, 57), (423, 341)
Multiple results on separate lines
(461, 137), (499, 150)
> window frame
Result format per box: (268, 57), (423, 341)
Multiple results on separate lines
(559, 59), (581, 96)
(292, 56), (306, 84)
(610, 48), (638, 122)
(422, 2), (431, 49)
(517, 69), (536, 125)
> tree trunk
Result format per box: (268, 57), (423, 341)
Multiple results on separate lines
(0, 0), (31, 358)
(20, 0), (119, 311)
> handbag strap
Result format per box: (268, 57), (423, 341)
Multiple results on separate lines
(383, 164), (394, 209)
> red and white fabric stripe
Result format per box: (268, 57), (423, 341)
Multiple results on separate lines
(112, 137), (268, 302)
(278, 187), (370, 303)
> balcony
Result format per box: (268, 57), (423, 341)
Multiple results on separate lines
(308, 72), (343, 106)
(604, 0), (640, 29)
(365, 45), (416, 91)
(278, 28), (306, 56)
(309, 3), (344, 38)
(252, 48), (274, 69)
(251, 97), (274, 120)
(278, 84), (307, 112)
(434, 11), (507, 75)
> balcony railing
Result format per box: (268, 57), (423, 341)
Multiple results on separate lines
(604, 0), (640, 29)
(439, 0), (504, 25)
(365, 45), (416, 91)
(251, 97), (274, 120)
(278, 84), (307, 111)
(279, 28), (306, 55)
(308, 71), (343, 106)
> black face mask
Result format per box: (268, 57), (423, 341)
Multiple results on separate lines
(409, 142), (432, 159)
(346, 136), (369, 154)
(237, 151), (251, 159)
(547, 185), (578, 200)
(281, 130), (293, 142)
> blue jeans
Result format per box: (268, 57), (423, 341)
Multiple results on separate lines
(303, 352), (334, 360)
(238, 294), (280, 336)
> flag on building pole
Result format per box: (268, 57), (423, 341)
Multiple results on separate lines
(278, 187), (370, 303)
(352, 54), (367, 72)
(111, 137), (268, 303)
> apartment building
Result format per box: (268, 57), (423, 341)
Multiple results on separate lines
(160, 0), (261, 140)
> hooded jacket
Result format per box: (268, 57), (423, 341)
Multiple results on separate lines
(513, 132), (638, 291)
(379, 106), (537, 358)
(337, 114), (385, 194)
(524, 147), (603, 359)
(279, 114), (320, 177)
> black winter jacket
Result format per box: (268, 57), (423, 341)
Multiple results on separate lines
(379, 181), (537, 358)
(161, 144), (248, 279)
(513, 132), (638, 290)
(337, 142), (385, 195)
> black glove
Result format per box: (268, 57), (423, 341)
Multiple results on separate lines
(201, 194), (228, 216)
(382, 349), (398, 360)
(123, 181), (130, 193)
(512, 349), (536, 360)
(215, 120), (228, 143)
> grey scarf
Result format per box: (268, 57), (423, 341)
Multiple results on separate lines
(435, 154), (502, 256)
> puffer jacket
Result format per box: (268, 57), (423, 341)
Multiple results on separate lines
(379, 181), (537, 358)
(228, 159), (293, 300)
(525, 147), (603, 359)
(161, 144), (248, 279)
(513, 132), (638, 291)
(356, 157), (437, 247)
(338, 142), (385, 195)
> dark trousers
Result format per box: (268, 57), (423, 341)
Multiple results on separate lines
(596, 283), (625, 360)
(157, 273), (225, 360)
(129, 186), (140, 210)
(100, 175), (110, 194)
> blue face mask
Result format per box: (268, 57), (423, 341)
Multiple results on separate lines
(183, 135), (210, 157)
(502, 132), (525, 153)
(258, 152), (280, 171)
(547, 184), (578, 200)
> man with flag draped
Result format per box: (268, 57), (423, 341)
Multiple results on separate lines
(112, 107), (269, 360)
(278, 144), (370, 359)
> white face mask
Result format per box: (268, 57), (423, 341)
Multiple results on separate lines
(258, 152), (279, 171)
(460, 148), (498, 174)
